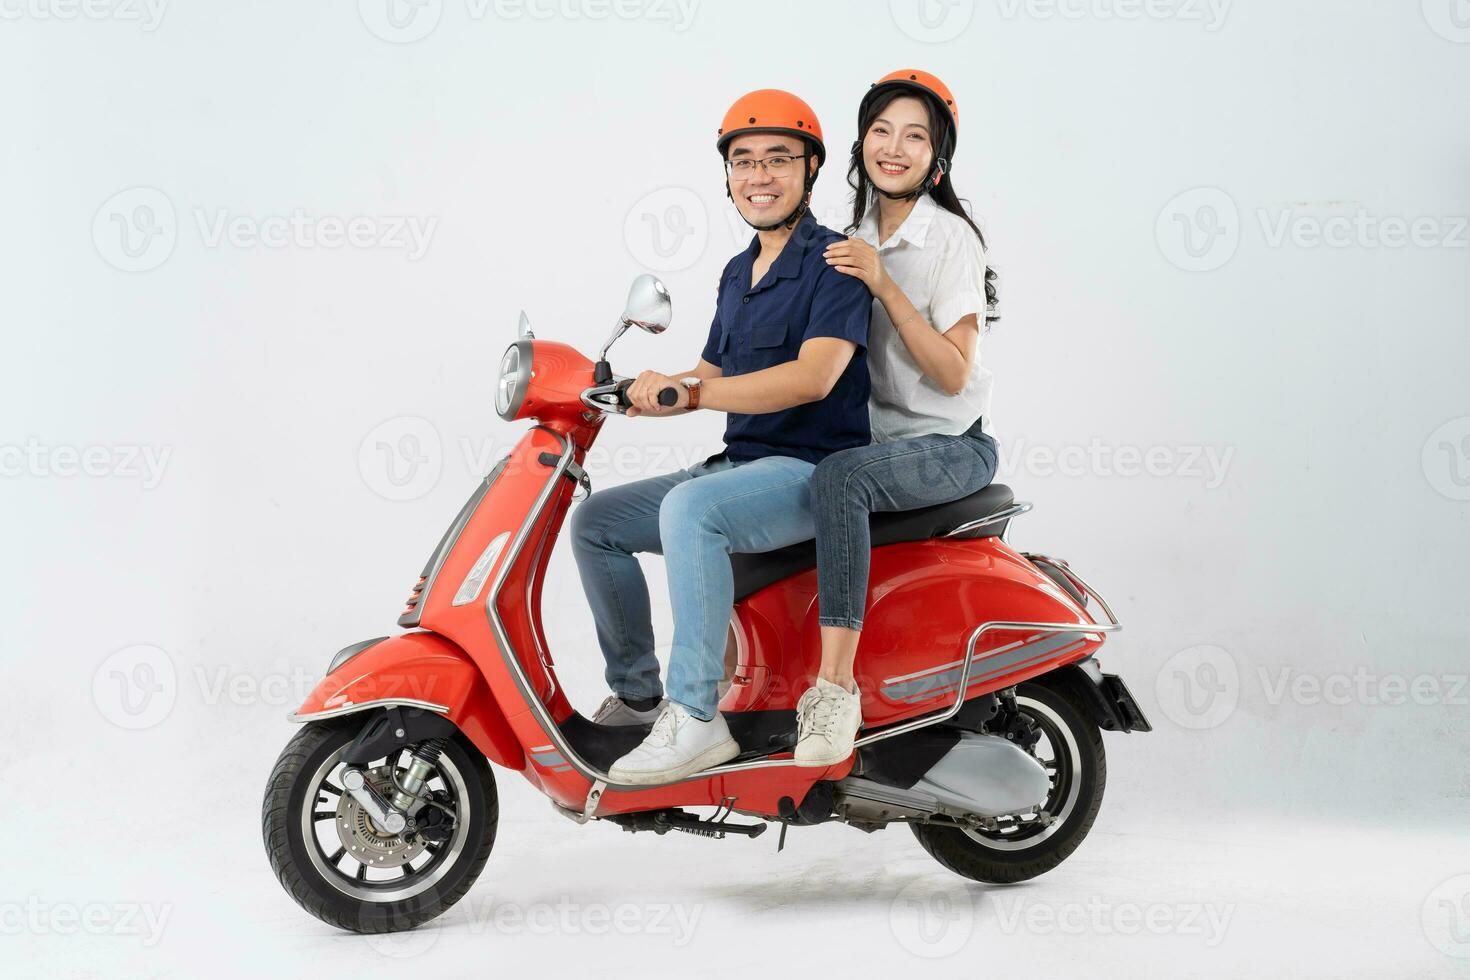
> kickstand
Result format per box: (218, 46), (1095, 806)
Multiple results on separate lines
(777, 822), (788, 853)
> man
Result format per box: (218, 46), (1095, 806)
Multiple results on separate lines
(569, 89), (871, 785)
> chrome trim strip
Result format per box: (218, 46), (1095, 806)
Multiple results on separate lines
(942, 501), (1033, 538)
(287, 697), (451, 724)
(484, 429), (613, 783)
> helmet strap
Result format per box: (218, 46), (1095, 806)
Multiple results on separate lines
(875, 156), (947, 202)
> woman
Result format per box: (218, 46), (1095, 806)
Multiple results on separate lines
(795, 69), (1001, 765)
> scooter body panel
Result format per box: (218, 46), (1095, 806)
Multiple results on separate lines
(292, 630), (525, 770)
(725, 537), (1104, 727)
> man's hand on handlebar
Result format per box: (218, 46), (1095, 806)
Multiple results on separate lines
(624, 370), (688, 417)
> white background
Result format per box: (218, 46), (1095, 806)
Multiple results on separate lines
(3, 0), (1469, 976)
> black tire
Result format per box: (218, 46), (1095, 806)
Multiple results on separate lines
(261, 717), (498, 933)
(911, 680), (1105, 884)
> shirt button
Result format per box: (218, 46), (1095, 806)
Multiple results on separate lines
(742, 296), (750, 304)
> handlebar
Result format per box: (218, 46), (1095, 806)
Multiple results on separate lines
(582, 379), (684, 415)
(611, 380), (681, 410)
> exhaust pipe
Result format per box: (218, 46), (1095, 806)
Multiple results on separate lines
(836, 732), (1050, 827)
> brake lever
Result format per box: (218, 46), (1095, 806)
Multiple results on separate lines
(579, 378), (634, 415)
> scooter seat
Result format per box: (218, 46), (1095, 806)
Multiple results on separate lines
(730, 483), (1015, 602)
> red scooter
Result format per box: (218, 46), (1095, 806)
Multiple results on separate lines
(262, 276), (1151, 933)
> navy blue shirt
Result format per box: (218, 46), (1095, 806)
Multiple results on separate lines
(699, 213), (872, 464)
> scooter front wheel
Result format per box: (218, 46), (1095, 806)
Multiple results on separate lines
(910, 681), (1105, 884)
(261, 716), (498, 933)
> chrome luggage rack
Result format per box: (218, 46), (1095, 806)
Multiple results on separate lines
(851, 554), (1121, 750)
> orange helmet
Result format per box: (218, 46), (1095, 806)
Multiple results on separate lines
(856, 69), (960, 198)
(861, 69), (959, 140)
(716, 89), (826, 164)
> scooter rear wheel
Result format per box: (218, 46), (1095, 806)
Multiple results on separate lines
(261, 716), (498, 933)
(910, 681), (1105, 884)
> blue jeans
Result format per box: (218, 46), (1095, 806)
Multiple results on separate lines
(569, 454), (817, 721)
(813, 419), (999, 630)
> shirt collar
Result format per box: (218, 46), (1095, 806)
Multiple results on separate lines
(737, 210), (819, 287)
(856, 193), (939, 251)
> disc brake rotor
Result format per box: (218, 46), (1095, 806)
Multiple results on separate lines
(333, 764), (427, 869)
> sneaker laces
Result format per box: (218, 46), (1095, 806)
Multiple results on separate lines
(646, 704), (682, 748)
(798, 688), (841, 740)
(593, 696), (620, 721)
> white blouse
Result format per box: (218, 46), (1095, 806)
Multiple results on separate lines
(854, 194), (994, 443)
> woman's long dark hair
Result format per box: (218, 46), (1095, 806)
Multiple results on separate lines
(847, 89), (999, 324)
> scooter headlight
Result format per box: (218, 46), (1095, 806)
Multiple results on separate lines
(495, 341), (533, 420)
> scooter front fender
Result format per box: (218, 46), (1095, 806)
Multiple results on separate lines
(290, 631), (524, 770)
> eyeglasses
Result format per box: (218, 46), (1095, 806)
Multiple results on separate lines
(725, 154), (800, 178)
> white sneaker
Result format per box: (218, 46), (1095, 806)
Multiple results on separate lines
(794, 678), (863, 767)
(591, 695), (665, 727)
(607, 702), (740, 785)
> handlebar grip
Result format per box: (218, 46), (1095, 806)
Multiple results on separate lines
(657, 386), (680, 407)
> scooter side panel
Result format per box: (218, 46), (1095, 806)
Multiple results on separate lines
(728, 537), (1107, 728)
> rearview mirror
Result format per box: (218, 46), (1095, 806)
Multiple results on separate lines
(599, 274), (672, 361)
(621, 274), (671, 335)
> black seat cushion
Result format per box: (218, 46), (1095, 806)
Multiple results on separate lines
(730, 483), (1014, 601)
